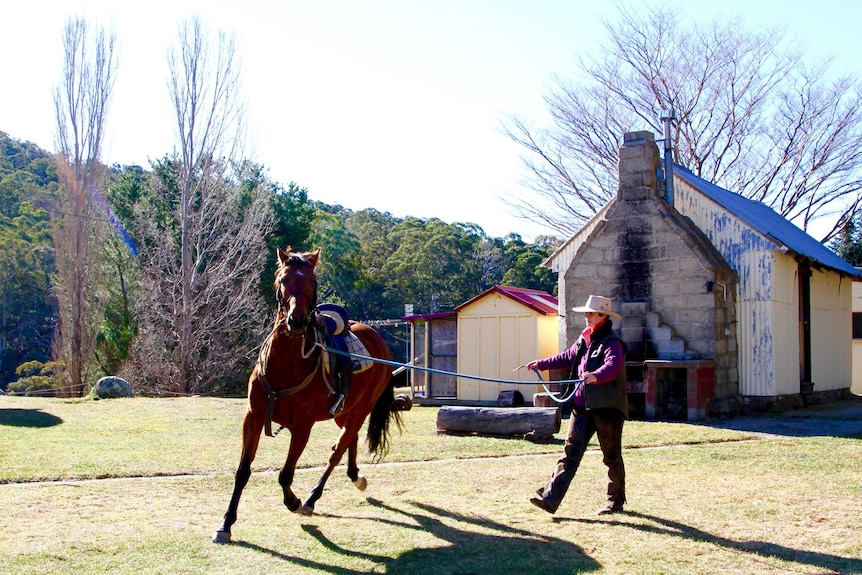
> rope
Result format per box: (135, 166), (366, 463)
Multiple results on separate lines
(314, 342), (585, 390)
(530, 368), (583, 404)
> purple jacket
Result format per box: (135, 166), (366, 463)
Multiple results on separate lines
(534, 320), (626, 413)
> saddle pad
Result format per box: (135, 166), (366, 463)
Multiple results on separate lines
(323, 332), (374, 375)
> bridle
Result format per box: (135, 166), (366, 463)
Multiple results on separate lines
(258, 253), (325, 436)
(275, 254), (319, 334)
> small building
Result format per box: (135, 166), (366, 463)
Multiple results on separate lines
(455, 286), (559, 405)
(544, 131), (858, 418)
(402, 286), (559, 405)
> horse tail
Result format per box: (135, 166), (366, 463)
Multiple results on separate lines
(365, 375), (403, 462)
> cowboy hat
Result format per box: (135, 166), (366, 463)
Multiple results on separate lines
(572, 295), (621, 319)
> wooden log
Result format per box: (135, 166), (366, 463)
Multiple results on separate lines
(436, 406), (561, 437)
(496, 389), (524, 407)
(532, 393), (557, 408)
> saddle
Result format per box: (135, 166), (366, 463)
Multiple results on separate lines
(317, 304), (372, 415)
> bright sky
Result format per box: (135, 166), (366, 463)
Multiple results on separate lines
(2, 1), (861, 240)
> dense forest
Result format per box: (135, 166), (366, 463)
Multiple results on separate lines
(0, 130), (560, 394)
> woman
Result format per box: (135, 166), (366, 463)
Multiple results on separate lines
(527, 295), (629, 515)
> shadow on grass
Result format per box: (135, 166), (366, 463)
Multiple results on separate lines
(567, 510), (862, 574)
(233, 498), (599, 574)
(701, 398), (862, 440)
(0, 408), (63, 428)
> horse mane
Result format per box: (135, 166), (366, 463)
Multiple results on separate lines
(276, 246), (319, 269)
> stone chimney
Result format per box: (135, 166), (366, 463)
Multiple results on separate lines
(561, 131), (738, 413)
(616, 131), (663, 303)
(618, 131), (662, 202)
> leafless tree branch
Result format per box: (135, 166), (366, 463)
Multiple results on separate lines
(502, 4), (862, 243)
(51, 17), (117, 396)
(128, 18), (272, 394)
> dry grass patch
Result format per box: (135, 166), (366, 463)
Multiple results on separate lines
(1, 396), (859, 574)
(2, 440), (860, 575)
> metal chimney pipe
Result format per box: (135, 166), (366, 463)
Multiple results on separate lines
(660, 108), (675, 207)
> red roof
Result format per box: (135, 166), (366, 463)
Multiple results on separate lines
(454, 285), (558, 316)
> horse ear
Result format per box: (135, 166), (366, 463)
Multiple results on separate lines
(306, 249), (321, 267)
(277, 246), (291, 265)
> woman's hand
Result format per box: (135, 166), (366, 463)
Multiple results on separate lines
(582, 371), (597, 384)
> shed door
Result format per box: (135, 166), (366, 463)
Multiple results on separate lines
(429, 319), (458, 398)
(798, 262), (812, 388)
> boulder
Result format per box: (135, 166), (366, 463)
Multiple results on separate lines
(92, 376), (134, 399)
(496, 390), (524, 407)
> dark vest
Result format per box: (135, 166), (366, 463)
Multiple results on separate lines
(575, 322), (629, 418)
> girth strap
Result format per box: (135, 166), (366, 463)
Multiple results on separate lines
(259, 353), (322, 437)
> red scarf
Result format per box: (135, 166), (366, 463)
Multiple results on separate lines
(581, 317), (606, 347)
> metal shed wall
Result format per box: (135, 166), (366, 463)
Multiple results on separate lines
(675, 169), (856, 398)
(852, 280), (862, 394)
(676, 176), (854, 396)
(810, 268), (852, 393)
(675, 178), (784, 396)
(768, 254), (802, 396)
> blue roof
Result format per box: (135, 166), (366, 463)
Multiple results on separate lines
(674, 166), (860, 277)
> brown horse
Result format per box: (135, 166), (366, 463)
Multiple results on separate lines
(213, 247), (400, 543)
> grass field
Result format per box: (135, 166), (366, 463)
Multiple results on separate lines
(1, 396), (860, 574)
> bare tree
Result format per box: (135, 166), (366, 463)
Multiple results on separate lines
(503, 4), (862, 242)
(52, 17), (117, 396)
(127, 17), (273, 394)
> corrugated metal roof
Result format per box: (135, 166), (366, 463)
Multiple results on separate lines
(454, 285), (559, 315)
(674, 166), (860, 278)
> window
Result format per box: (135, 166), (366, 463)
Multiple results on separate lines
(853, 312), (862, 339)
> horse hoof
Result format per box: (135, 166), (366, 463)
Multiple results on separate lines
(300, 505), (314, 516)
(213, 529), (231, 544)
(287, 499), (302, 513)
(353, 476), (368, 491)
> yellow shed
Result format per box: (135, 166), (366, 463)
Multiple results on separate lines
(455, 286), (560, 405)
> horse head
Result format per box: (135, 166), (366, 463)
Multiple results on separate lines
(275, 247), (320, 334)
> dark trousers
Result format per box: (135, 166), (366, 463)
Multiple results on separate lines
(539, 407), (626, 512)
